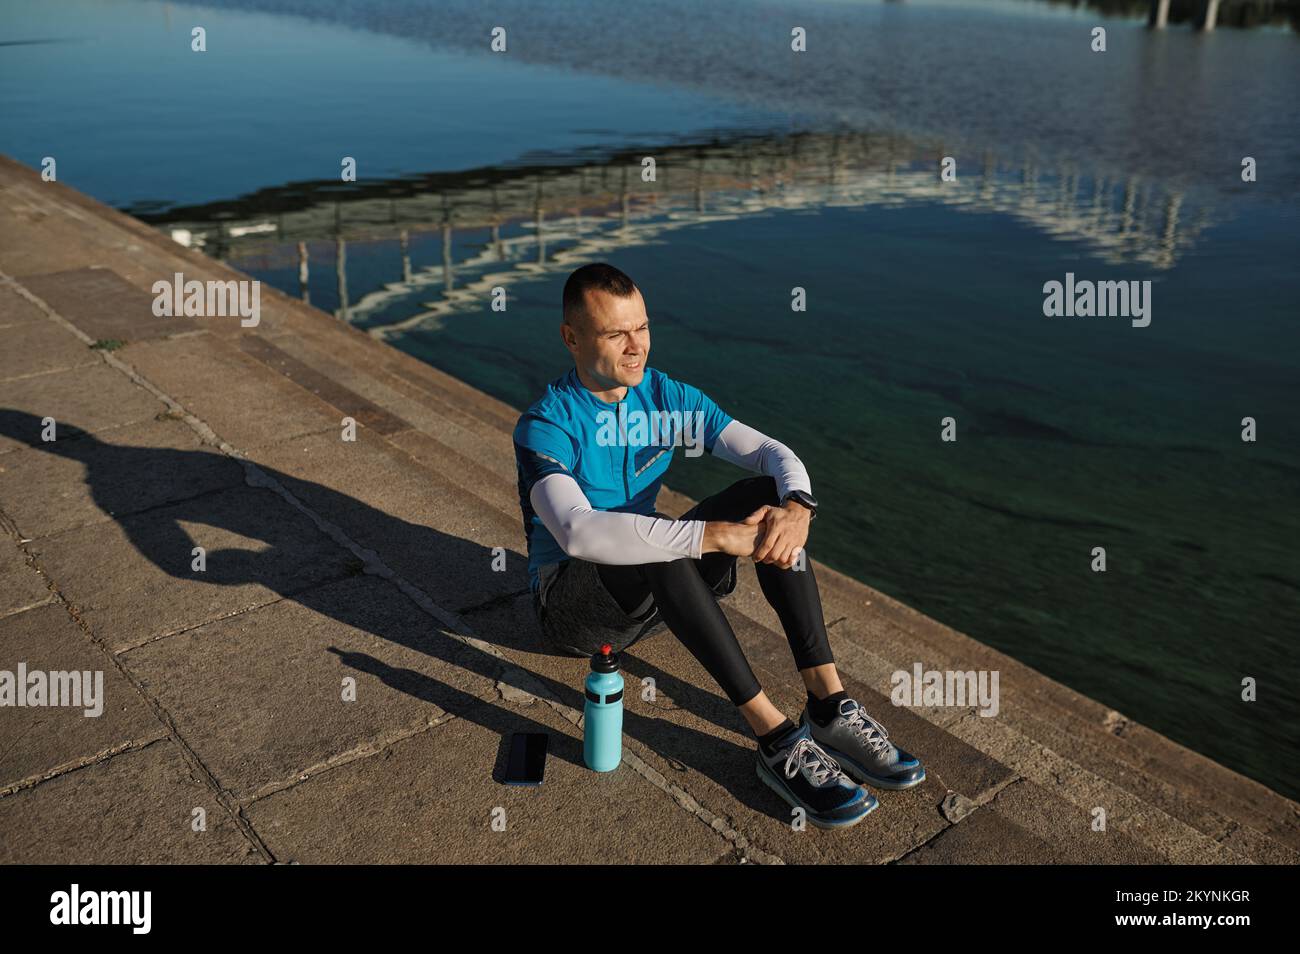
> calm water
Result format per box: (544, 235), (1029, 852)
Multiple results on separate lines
(2, 0), (1297, 799)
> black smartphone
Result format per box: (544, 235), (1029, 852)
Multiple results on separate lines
(503, 732), (548, 785)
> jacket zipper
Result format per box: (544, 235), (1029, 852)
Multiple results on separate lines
(620, 396), (630, 500)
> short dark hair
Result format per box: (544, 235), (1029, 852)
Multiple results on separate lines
(562, 263), (638, 328)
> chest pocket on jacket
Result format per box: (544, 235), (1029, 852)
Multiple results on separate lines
(633, 443), (669, 477)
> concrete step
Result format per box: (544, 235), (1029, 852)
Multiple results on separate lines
(230, 345), (1287, 863)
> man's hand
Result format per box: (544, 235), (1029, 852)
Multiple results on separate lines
(751, 500), (811, 569)
(701, 506), (770, 557)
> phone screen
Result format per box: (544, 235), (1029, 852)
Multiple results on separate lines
(504, 732), (548, 785)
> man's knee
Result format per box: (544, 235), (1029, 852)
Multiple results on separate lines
(694, 476), (779, 521)
(736, 475), (780, 506)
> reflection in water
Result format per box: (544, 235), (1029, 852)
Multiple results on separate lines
(154, 129), (1213, 326)
(1040, 0), (1300, 31)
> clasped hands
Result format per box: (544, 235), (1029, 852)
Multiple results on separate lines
(701, 501), (810, 570)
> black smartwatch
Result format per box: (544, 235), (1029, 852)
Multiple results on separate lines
(781, 489), (818, 519)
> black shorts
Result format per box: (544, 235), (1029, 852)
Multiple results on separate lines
(532, 555), (738, 657)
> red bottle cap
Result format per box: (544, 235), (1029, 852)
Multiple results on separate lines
(590, 643), (620, 673)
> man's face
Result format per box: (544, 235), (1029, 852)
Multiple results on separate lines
(563, 287), (650, 392)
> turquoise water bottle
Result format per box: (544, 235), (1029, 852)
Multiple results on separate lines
(584, 643), (624, 772)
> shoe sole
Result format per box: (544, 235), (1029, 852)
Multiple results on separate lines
(754, 758), (878, 829)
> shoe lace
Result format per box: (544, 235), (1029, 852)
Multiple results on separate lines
(843, 704), (893, 756)
(784, 736), (845, 786)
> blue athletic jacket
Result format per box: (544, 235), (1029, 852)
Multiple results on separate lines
(513, 366), (733, 592)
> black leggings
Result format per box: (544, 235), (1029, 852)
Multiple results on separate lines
(596, 476), (834, 706)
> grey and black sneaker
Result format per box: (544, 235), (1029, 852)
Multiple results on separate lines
(755, 722), (879, 829)
(802, 698), (926, 790)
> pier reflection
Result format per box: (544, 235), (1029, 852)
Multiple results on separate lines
(142, 129), (1213, 332)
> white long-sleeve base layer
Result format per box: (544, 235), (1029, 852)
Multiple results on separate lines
(528, 419), (812, 566)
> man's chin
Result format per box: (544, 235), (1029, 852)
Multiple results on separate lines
(618, 366), (645, 387)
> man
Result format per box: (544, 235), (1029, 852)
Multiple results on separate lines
(513, 263), (925, 829)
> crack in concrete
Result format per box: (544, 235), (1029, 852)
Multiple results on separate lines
(11, 564), (278, 859)
(0, 736), (171, 797)
(9, 481), (247, 547)
(114, 571), (359, 655)
(0, 363), (100, 386)
(0, 596), (59, 621)
(887, 820), (955, 865)
(239, 707), (469, 807)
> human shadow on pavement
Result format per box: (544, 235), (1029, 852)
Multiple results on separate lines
(0, 409), (791, 821)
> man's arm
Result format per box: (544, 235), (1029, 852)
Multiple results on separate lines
(709, 419), (813, 568)
(709, 419), (812, 500)
(530, 473), (760, 563)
